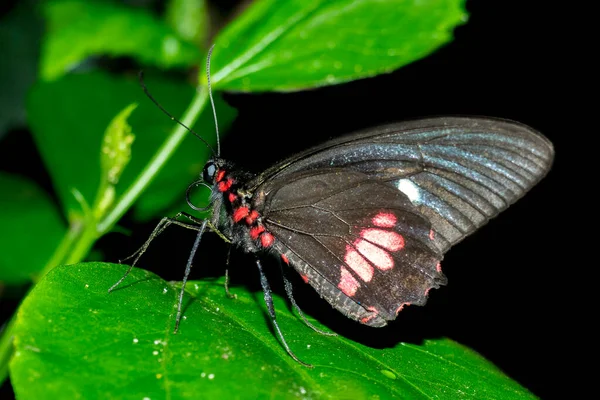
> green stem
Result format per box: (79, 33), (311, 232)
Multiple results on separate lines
(0, 85), (209, 387)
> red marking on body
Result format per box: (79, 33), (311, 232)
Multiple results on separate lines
(356, 239), (394, 270)
(218, 178), (233, 192)
(216, 170), (226, 182)
(361, 229), (404, 251)
(245, 210), (259, 225)
(424, 288), (431, 297)
(395, 302), (411, 315)
(228, 192), (236, 203)
(250, 225), (265, 240)
(301, 275), (309, 284)
(344, 246), (374, 282)
(281, 253), (289, 265)
(372, 212), (397, 228)
(436, 262), (442, 273)
(260, 232), (274, 248)
(429, 229), (435, 240)
(233, 206), (249, 223)
(338, 267), (360, 297)
(360, 306), (379, 324)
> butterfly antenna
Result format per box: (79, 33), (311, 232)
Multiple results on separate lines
(137, 71), (217, 157)
(206, 44), (220, 156)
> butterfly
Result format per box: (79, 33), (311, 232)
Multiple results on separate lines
(110, 52), (554, 367)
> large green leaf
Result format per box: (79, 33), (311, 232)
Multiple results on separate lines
(11, 263), (533, 399)
(41, 0), (202, 80)
(27, 72), (236, 223)
(209, 0), (468, 91)
(0, 173), (65, 284)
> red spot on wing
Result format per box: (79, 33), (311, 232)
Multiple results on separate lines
(281, 253), (289, 265)
(361, 229), (404, 251)
(250, 225), (265, 240)
(372, 212), (397, 228)
(301, 275), (309, 284)
(216, 170), (226, 182)
(228, 192), (236, 203)
(344, 246), (374, 282)
(260, 232), (274, 248)
(233, 207), (249, 222)
(429, 229), (435, 240)
(338, 267), (360, 297)
(355, 239), (394, 270)
(436, 262), (442, 273)
(245, 210), (259, 225)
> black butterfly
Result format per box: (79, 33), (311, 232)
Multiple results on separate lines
(112, 108), (553, 366)
(110, 49), (554, 366)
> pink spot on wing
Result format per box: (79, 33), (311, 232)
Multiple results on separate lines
(344, 246), (374, 282)
(280, 254), (289, 265)
(338, 267), (360, 297)
(436, 262), (442, 273)
(429, 229), (435, 240)
(372, 212), (396, 228)
(301, 275), (309, 284)
(361, 229), (404, 251)
(355, 239), (394, 270)
(360, 307), (379, 324)
(424, 287), (431, 297)
(395, 302), (411, 315)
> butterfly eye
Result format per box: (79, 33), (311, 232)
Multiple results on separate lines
(203, 162), (217, 183)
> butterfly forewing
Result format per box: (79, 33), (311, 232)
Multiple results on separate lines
(247, 117), (554, 253)
(252, 169), (445, 326)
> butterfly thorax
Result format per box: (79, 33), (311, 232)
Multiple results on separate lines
(204, 158), (274, 254)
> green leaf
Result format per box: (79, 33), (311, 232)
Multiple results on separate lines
(165, 0), (209, 45)
(41, 0), (202, 80)
(0, 173), (66, 285)
(11, 263), (533, 399)
(27, 72), (236, 223)
(208, 0), (468, 91)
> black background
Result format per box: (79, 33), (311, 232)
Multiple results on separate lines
(1, 0), (585, 398)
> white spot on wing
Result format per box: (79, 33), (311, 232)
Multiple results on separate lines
(397, 179), (421, 204)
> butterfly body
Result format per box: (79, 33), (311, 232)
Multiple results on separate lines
(202, 116), (554, 328)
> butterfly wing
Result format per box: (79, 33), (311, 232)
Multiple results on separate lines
(247, 116), (554, 253)
(252, 169), (445, 327)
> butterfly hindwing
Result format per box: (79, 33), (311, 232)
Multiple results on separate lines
(252, 169), (445, 326)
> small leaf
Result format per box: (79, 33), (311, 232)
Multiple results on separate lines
(11, 263), (534, 399)
(208, 0), (468, 91)
(27, 72), (236, 222)
(165, 0), (209, 45)
(41, 0), (202, 80)
(0, 173), (65, 284)
(95, 103), (137, 218)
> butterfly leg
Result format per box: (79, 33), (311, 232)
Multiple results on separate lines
(108, 212), (204, 293)
(223, 247), (237, 299)
(280, 267), (337, 337)
(174, 219), (208, 333)
(255, 259), (313, 368)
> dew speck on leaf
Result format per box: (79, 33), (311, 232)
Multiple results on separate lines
(380, 369), (397, 380)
